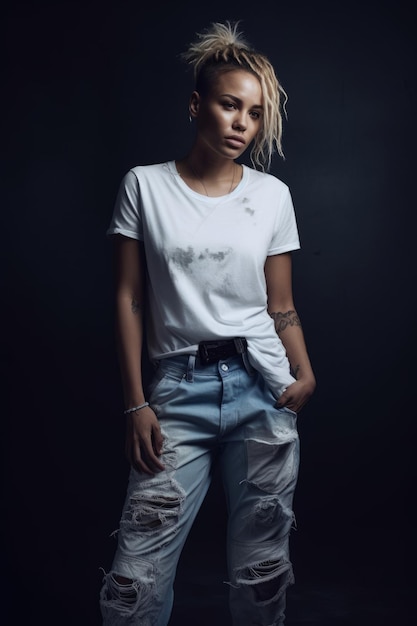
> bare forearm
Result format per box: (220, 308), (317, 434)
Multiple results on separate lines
(270, 309), (315, 385)
(115, 293), (146, 407)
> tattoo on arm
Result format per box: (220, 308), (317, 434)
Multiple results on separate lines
(131, 298), (141, 314)
(291, 364), (300, 380)
(270, 310), (301, 333)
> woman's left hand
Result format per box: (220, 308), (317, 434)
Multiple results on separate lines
(275, 378), (316, 413)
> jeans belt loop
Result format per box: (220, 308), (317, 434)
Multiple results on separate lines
(241, 350), (254, 376)
(186, 354), (196, 382)
(233, 337), (246, 354)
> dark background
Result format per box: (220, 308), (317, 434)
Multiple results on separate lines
(3, 0), (415, 624)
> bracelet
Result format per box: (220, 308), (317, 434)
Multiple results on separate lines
(123, 402), (149, 415)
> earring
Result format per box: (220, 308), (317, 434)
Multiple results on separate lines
(189, 115), (193, 123)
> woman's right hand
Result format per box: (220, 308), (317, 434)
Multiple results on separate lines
(125, 406), (165, 475)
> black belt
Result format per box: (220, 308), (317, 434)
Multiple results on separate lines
(198, 338), (248, 365)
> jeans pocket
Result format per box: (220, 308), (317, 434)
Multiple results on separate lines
(148, 365), (185, 404)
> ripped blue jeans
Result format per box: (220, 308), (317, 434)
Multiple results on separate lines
(100, 354), (300, 626)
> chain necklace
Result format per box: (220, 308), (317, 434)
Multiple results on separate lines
(186, 162), (236, 197)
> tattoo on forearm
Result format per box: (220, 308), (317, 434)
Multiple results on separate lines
(270, 310), (301, 333)
(291, 364), (300, 380)
(131, 298), (141, 314)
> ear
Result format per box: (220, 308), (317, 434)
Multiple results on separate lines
(189, 91), (201, 119)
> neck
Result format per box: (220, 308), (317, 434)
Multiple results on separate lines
(177, 148), (241, 197)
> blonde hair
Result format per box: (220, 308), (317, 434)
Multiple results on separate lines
(182, 21), (288, 171)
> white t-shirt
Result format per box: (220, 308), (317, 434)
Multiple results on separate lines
(107, 161), (300, 398)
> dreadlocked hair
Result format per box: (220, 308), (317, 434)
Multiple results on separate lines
(182, 21), (288, 171)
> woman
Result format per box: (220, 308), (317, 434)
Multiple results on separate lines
(100, 21), (316, 626)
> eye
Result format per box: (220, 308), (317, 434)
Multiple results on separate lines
(250, 110), (261, 120)
(222, 100), (237, 110)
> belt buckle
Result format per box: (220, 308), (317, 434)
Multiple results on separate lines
(198, 338), (247, 365)
(198, 340), (220, 364)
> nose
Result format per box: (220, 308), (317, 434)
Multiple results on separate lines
(232, 112), (247, 131)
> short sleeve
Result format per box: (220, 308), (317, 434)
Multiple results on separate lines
(106, 170), (143, 240)
(267, 186), (300, 255)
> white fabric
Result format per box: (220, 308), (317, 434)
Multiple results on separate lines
(107, 161), (300, 398)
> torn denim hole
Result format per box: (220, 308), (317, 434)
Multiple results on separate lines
(240, 496), (288, 535)
(251, 496), (293, 537)
(253, 496), (280, 525)
(254, 496), (296, 531)
(120, 477), (186, 534)
(100, 567), (155, 625)
(245, 436), (298, 493)
(235, 557), (294, 604)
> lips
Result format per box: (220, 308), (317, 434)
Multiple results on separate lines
(225, 135), (246, 147)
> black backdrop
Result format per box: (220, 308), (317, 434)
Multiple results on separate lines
(3, 1), (416, 624)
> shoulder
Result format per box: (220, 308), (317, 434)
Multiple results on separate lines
(242, 167), (292, 207)
(245, 166), (290, 195)
(116, 162), (172, 197)
(129, 161), (172, 182)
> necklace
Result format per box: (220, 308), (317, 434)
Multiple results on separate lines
(186, 162), (236, 197)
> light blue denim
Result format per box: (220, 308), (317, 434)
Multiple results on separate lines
(100, 354), (300, 625)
